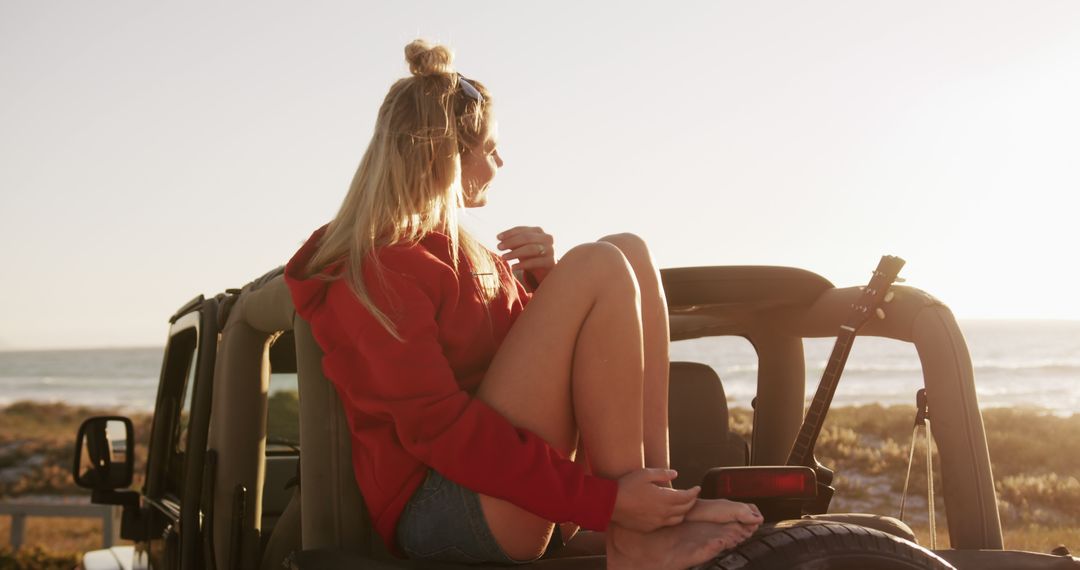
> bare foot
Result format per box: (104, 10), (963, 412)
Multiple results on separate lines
(606, 521), (753, 570)
(686, 499), (763, 527)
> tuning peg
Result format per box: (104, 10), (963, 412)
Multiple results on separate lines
(884, 291), (895, 303)
(875, 308), (886, 320)
(895, 277), (907, 283)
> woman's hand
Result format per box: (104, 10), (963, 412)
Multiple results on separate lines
(497, 226), (556, 286)
(611, 468), (701, 533)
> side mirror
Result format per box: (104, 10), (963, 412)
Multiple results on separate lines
(73, 416), (134, 490)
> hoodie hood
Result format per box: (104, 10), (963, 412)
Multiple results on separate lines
(284, 224), (336, 320)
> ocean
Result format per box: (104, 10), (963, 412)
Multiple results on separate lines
(1, 320), (1078, 415)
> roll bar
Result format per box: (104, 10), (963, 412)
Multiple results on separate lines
(662, 266), (1003, 550)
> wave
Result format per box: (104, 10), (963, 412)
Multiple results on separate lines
(972, 359), (1080, 372)
(0, 376), (158, 387)
(713, 360), (1080, 376)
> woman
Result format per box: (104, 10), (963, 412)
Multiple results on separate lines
(284, 40), (762, 569)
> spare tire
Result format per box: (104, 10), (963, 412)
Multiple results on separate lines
(701, 520), (956, 570)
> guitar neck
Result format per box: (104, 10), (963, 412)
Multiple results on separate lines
(785, 255), (905, 469)
(787, 326), (859, 467)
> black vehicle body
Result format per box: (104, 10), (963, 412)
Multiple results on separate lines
(74, 265), (1080, 570)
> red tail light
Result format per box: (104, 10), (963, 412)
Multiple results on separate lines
(702, 466), (817, 499)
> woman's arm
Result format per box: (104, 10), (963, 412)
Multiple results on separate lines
(316, 251), (618, 531)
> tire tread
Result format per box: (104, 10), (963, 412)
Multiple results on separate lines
(712, 521), (955, 570)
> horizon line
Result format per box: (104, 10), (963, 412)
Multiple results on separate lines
(3, 317), (1079, 353)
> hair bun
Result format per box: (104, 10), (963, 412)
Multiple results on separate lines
(405, 39), (454, 77)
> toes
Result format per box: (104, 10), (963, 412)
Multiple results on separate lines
(706, 536), (731, 555)
(687, 538), (727, 567)
(716, 535), (738, 551)
(739, 504), (764, 523)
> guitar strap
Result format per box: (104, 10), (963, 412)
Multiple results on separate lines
(899, 388), (938, 549)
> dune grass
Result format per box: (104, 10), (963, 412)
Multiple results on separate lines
(0, 401), (151, 497)
(0, 516), (102, 566)
(0, 545), (80, 570)
(731, 404), (1080, 553)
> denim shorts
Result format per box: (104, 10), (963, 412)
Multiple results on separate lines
(396, 470), (539, 565)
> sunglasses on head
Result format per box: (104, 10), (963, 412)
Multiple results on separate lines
(457, 74), (484, 103)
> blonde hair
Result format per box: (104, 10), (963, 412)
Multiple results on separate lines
(301, 39), (506, 339)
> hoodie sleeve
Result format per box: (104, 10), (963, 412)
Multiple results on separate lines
(317, 250), (617, 531)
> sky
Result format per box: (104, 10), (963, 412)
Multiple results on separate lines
(2, 1), (1079, 350)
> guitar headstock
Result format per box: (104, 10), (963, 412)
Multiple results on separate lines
(846, 255), (905, 329)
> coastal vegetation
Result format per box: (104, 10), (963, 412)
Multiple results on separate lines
(730, 405), (1080, 549)
(1, 400), (1078, 565)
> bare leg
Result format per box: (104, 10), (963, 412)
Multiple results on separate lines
(475, 243), (738, 568)
(599, 235), (764, 533)
(551, 234), (670, 551)
(599, 233), (671, 472)
(475, 242), (644, 560)
(585, 238), (763, 566)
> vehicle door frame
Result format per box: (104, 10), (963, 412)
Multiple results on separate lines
(138, 295), (220, 569)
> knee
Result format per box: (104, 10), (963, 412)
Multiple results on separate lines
(560, 242), (637, 294)
(598, 233), (653, 268)
(562, 241), (629, 274)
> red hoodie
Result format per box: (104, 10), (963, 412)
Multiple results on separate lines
(284, 225), (618, 556)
